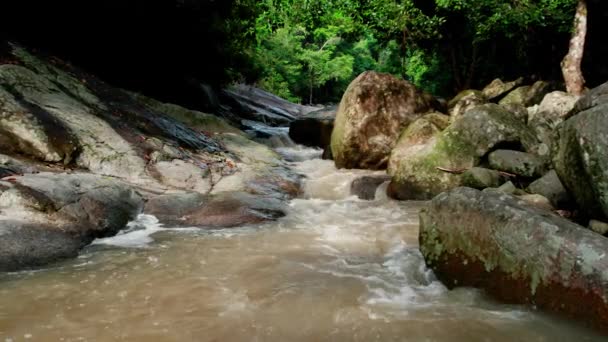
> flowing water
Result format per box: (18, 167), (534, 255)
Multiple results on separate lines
(0, 146), (604, 341)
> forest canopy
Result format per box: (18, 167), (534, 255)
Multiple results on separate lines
(230, 0), (582, 104)
(2, 0), (605, 108)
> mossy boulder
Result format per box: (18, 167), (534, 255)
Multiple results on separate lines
(553, 101), (608, 220)
(488, 149), (545, 178)
(528, 91), (580, 151)
(461, 167), (505, 189)
(420, 187), (608, 332)
(447, 89), (487, 120)
(388, 104), (538, 200)
(330, 71), (435, 170)
(482, 77), (524, 101)
(499, 81), (553, 107)
(528, 170), (571, 208)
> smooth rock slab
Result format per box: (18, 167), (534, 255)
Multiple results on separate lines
(0, 172), (143, 271)
(419, 187), (608, 332)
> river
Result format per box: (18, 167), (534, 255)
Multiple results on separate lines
(0, 146), (604, 341)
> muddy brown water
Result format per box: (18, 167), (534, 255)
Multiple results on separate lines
(0, 146), (604, 341)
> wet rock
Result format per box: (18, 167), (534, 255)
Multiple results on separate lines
(0, 172), (143, 271)
(482, 77), (524, 101)
(143, 191), (208, 226)
(221, 84), (319, 126)
(461, 167), (505, 189)
(488, 150), (545, 178)
(419, 187), (608, 332)
(350, 175), (391, 200)
(553, 101), (608, 220)
(130, 91), (244, 135)
(528, 170), (571, 208)
(183, 192), (286, 228)
(447, 90), (487, 120)
(388, 104), (537, 200)
(331, 71), (435, 170)
(499, 81), (553, 107)
(289, 106), (336, 149)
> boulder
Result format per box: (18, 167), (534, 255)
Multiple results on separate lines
(331, 71), (435, 169)
(0, 173), (143, 271)
(388, 104), (537, 200)
(487, 149), (545, 178)
(500, 103), (528, 123)
(289, 105), (337, 149)
(419, 187), (608, 332)
(528, 91), (580, 150)
(447, 90), (487, 120)
(495, 181), (521, 195)
(461, 167), (505, 189)
(553, 101), (608, 220)
(528, 170), (571, 208)
(568, 81), (608, 118)
(499, 81), (553, 107)
(482, 77), (524, 101)
(350, 175), (391, 200)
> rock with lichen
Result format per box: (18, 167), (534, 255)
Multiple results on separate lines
(330, 71), (436, 170)
(387, 104), (537, 200)
(419, 187), (608, 332)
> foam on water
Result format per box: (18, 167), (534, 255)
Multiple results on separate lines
(92, 214), (197, 248)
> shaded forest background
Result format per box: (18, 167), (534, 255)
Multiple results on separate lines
(2, 0), (607, 107)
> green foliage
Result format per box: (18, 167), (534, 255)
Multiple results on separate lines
(232, 0), (580, 103)
(405, 48), (451, 96)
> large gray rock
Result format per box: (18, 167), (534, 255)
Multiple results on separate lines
(553, 101), (608, 220)
(488, 149), (545, 178)
(482, 77), (524, 101)
(420, 187), (608, 332)
(528, 170), (571, 208)
(461, 167), (505, 189)
(528, 91), (580, 151)
(0, 173), (143, 271)
(499, 81), (553, 107)
(388, 104), (538, 200)
(331, 71), (436, 169)
(568, 81), (608, 118)
(447, 90), (487, 120)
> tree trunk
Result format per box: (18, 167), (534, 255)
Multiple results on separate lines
(561, 0), (588, 96)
